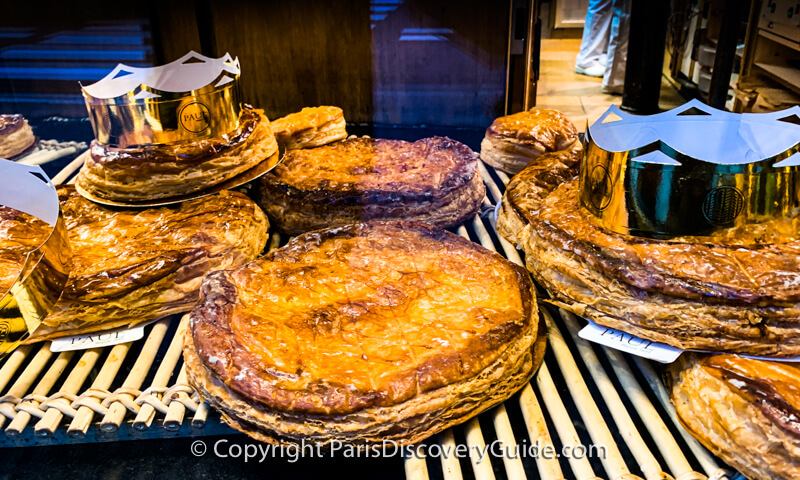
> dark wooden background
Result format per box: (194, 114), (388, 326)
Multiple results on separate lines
(1, 0), (510, 130)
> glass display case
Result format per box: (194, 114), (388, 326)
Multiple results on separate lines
(0, 3), (781, 480)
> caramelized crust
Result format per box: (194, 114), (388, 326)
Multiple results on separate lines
(669, 354), (800, 480)
(0, 114), (24, 136)
(0, 207), (49, 295)
(187, 222), (540, 444)
(0, 114), (36, 159)
(481, 109), (579, 174)
(76, 106), (278, 201)
(259, 137), (485, 234)
(25, 186), (268, 342)
(269, 106), (347, 149)
(485, 109), (578, 147)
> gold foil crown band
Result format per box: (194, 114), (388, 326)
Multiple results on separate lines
(580, 100), (800, 239)
(0, 160), (71, 358)
(82, 52), (242, 148)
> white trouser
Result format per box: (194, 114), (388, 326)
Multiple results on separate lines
(575, 0), (612, 69)
(575, 0), (631, 92)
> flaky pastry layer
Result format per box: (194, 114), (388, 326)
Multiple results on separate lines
(76, 107), (278, 202)
(669, 355), (800, 480)
(25, 186), (268, 342)
(270, 106), (347, 149)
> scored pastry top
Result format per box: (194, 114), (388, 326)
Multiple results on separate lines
(485, 109), (578, 150)
(55, 185), (264, 303)
(262, 136), (478, 202)
(190, 222), (535, 415)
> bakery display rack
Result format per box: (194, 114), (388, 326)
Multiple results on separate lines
(0, 157), (745, 480)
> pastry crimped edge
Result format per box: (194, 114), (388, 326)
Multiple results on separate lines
(668, 354), (800, 480)
(495, 144), (800, 357)
(75, 110), (278, 202)
(184, 304), (546, 446)
(480, 136), (579, 175)
(263, 168), (485, 235)
(275, 116), (347, 150)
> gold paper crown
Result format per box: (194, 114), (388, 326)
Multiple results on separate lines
(0, 160), (71, 358)
(82, 52), (242, 147)
(580, 101), (800, 239)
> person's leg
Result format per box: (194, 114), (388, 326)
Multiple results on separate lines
(576, 0), (613, 76)
(601, 0), (631, 93)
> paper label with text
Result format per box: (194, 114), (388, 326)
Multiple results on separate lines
(578, 320), (683, 363)
(50, 324), (146, 352)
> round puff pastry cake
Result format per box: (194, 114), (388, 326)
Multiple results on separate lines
(76, 106), (278, 202)
(24, 185), (268, 343)
(480, 109), (579, 174)
(269, 106), (347, 149)
(259, 136), (485, 234)
(0, 114), (36, 159)
(497, 133), (800, 356)
(185, 221), (544, 445)
(669, 354), (800, 480)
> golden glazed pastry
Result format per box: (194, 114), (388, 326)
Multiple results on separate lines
(669, 354), (800, 480)
(269, 106), (347, 149)
(259, 136), (485, 234)
(185, 222), (544, 445)
(496, 127), (800, 356)
(480, 109), (579, 174)
(76, 106), (278, 202)
(0, 208), (49, 295)
(24, 186), (268, 343)
(0, 114), (36, 159)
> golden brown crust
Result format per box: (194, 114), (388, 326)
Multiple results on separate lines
(0, 115), (36, 159)
(497, 135), (800, 355)
(0, 207), (49, 295)
(481, 109), (579, 174)
(259, 137), (485, 234)
(269, 106), (347, 149)
(76, 106), (278, 202)
(24, 186), (268, 342)
(669, 354), (800, 480)
(187, 221), (541, 444)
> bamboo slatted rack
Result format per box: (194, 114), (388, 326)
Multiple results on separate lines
(0, 154), (746, 480)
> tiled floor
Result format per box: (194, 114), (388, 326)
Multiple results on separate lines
(536, 38), (686, 129)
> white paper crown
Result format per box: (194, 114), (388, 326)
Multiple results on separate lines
(81, 52), (242, 147)
(581, 100), (800, 239)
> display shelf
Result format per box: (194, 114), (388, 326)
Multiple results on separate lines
(0, 158), (740, 480)
(754, 61), (800, 94)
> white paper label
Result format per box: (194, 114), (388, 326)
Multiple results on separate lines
(578, 320), (683, 364)
(50, 324), (145, 352)
(578, 319), (800, 363)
